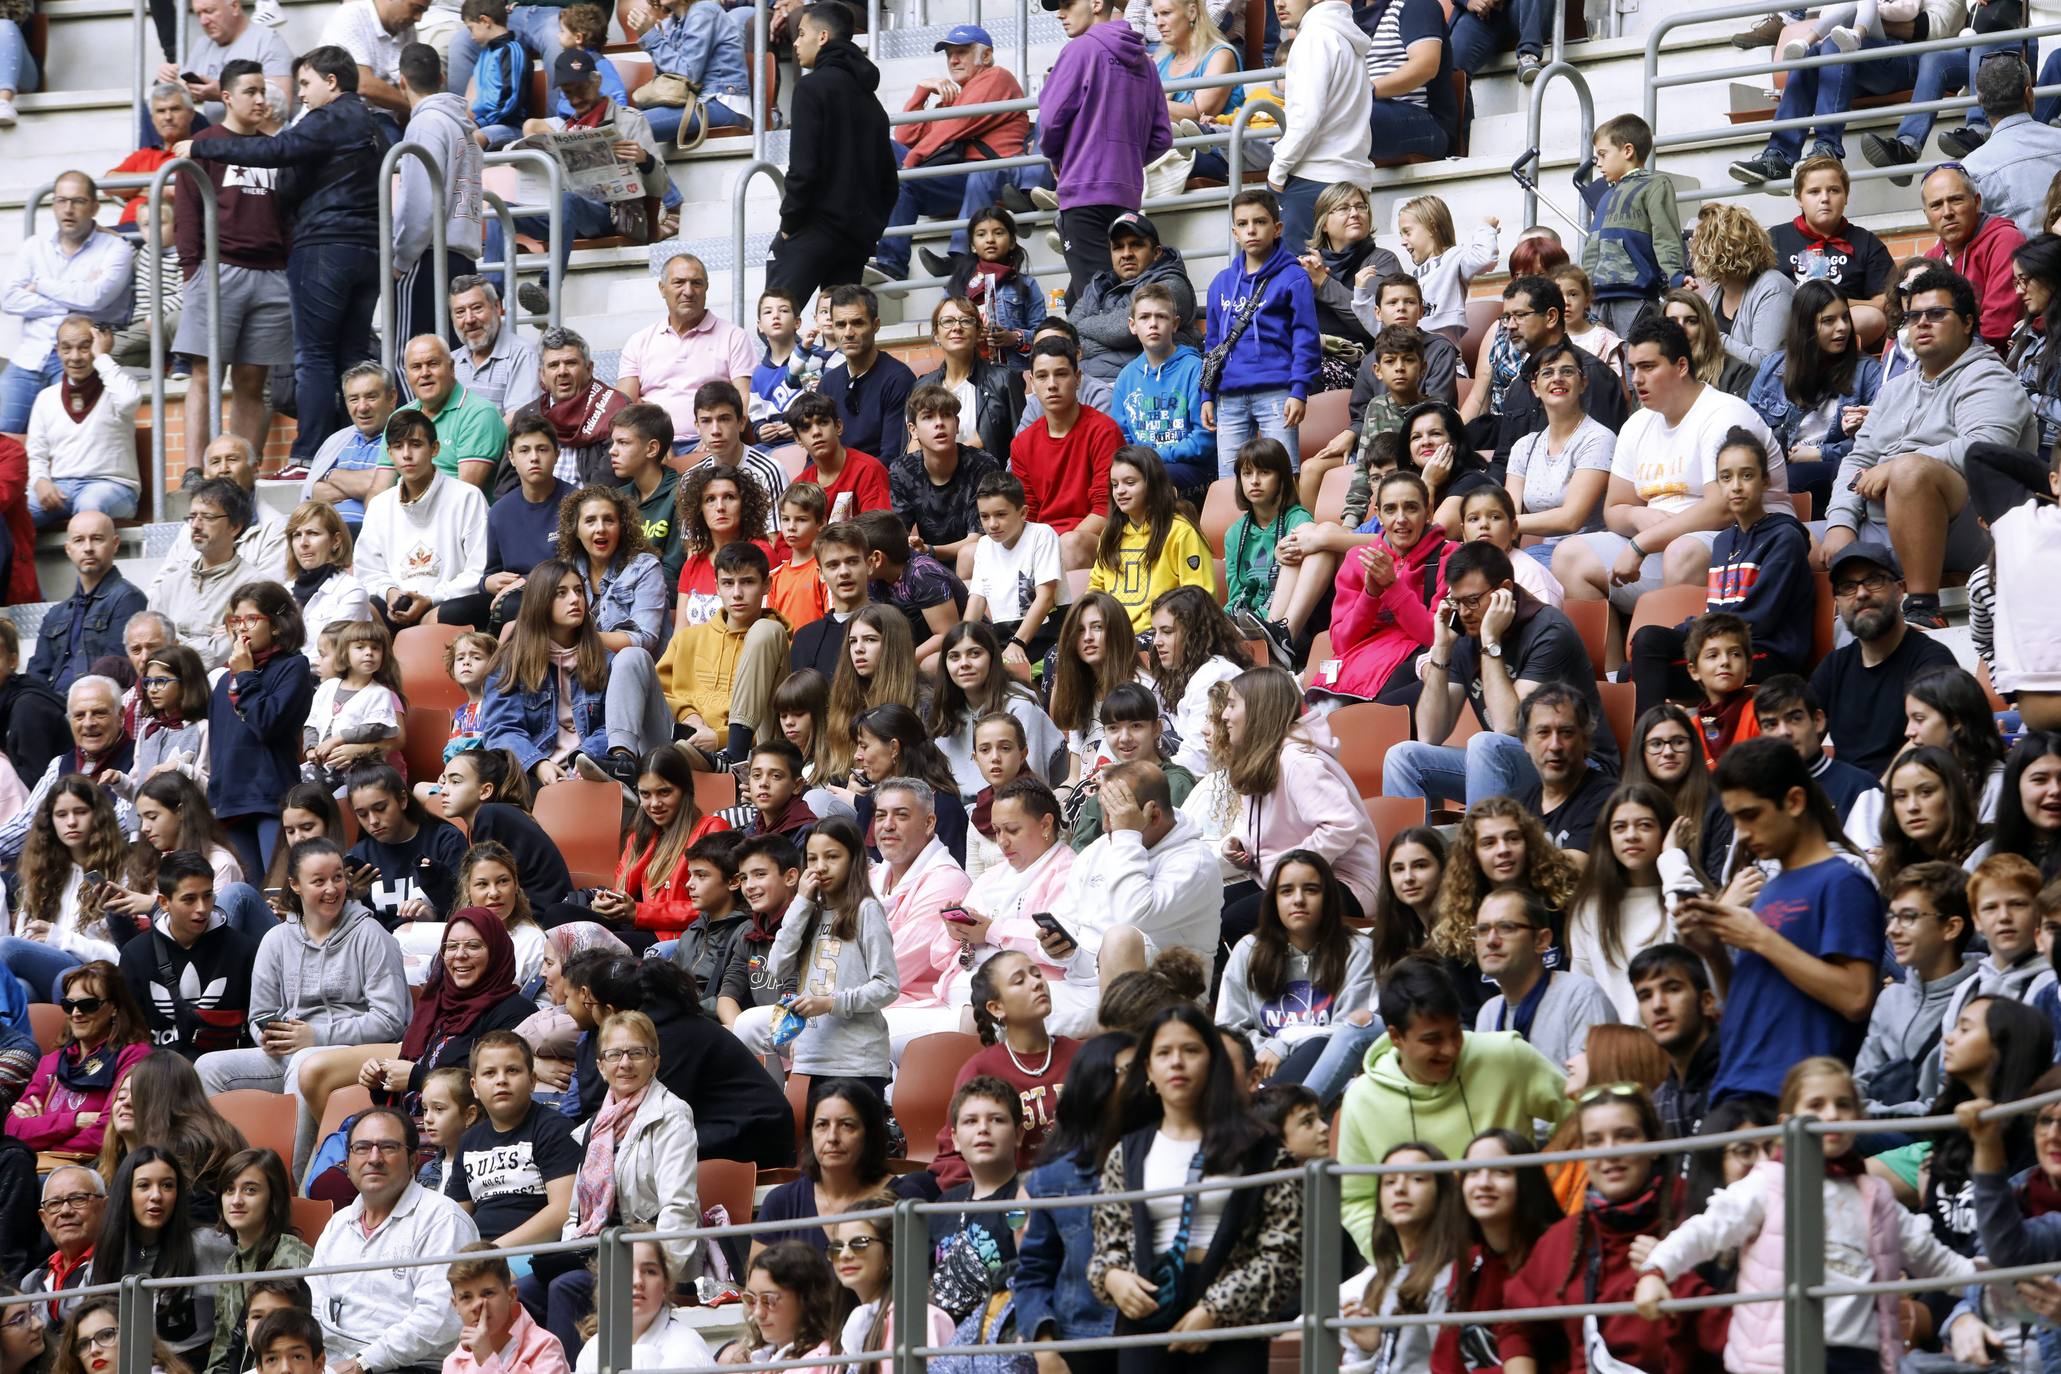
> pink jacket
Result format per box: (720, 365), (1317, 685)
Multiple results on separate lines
(874, 837), (972, 1006)
(1326, 530), (1454, 699)
(3, 1041), (150, 1156)
(974, 840), (1079, 975)
(441, 1306), (571, 1374)
(1236, 719), (1384, 913)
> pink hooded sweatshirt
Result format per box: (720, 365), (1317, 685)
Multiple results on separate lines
(873, 836), (973, 1007)
(1327, 528), (1455, 699)
(441, 1304), (571, 1374)
(1236, 716), (1384, 914)
(957, 838), (1079, 979)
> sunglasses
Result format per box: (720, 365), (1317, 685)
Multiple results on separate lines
(57, 997), (104, 1015)
(1577, 1081), (1647, 1105)
(823, 1236), (878, 1257)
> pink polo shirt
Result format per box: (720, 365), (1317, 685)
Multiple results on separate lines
(616, 310), (757, 445)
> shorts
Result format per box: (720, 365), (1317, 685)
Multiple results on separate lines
(1576, 527), (1723, 615)
(1850, 506), (1991, 576)
(174, 263), (294, 366)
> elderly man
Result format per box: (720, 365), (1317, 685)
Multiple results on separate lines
(867, 777), (972, 1054)
(373, 335), (506, 491)
(448, 274), (539, 413)
(1921, 163), (2027, 349)
(28, 512), (147, 695)
(150, 436), (287, 592)
(18, 1168), (106, 1318)
(149, 476), (253, 668)
(867, 24), (1029, 282)
(25, 316), (142, 529)
(105, 85), (198, 228)
(310, 1107), (478, 1374)
(320, 0), (429, 120)
(159, 0), (293, 123)
(1068, 213), (1201, 383)
(615, 255), (755, 453)
(117, 609), (173, 735)
(1823, 265), (2034, 629)
(304, 360), (397, 532)
(0, 171), (135, 433)
(0, 618), (66, 784)
(1958, 54), (2061, 239)
(500, 327), (630, 492)
(0, 674), (139, 864)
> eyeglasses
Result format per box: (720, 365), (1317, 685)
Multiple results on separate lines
(347, 1140), (407, 1158)
(1, 1310), (41, 1331)
(440, 939), (487, 958)
(57, 997), (104, 1015)
(1832, 571), (1895, 598)
(598, 1046), (654, 1065)
(225, 614), (268, 628)
(72, 1329), (118, 1356)
(139, 676), (175, 689)
(186, 510), (226, 525)
(39, 1192), (98, 1214)
(823, 1236), (878, 1257)
(1643, 736), (1693, 756)
(1499, 307), (1538, 326)
(1471, 920), (1536, 940)
(743, 1291), (786, 1312)
(51, 196), (94, 209)
(1903, 306), (1958, 325)
(1576, 1081), (1646, 1105)
(1533, 365), (1582, 383)
(1447, 588), (1493, 613)
(1886, 906), (1938, 928)
(935, 315), (977, 331)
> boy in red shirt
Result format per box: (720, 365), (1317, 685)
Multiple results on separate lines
(1009, 338), (1120, 570)
(787, 390), (891, 524)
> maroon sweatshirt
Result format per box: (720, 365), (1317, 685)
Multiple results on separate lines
(174, 124), (290, 277)
(929, 1036), (1080, 1190)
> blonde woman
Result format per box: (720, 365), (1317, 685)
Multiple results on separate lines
(283, 501), (372, 657)
(1154, 0), (1241, 179)
(1661, 288), (1757, 397)
(1691, 202), (1797, 371)
(1297, 183), (1403, 350)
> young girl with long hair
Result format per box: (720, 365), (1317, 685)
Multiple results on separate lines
(570, 1240), (717, 1373)
(343, 763), (466, 926)
(1088, 1003), (1300, 1374)
(558, 483), (667, 653)
(480, 558), (610, 788)
(208, 1146), (312, 1374)
(93, 1053), (245, 1219)
(962, 711), (1030, 879)
(675, 466), (773, 628)
(1090, 446), (1215, 634)
(259, 782), (347, 896)
(824, 605), (920, 781)
(1149, 585), (1248, 779)
(1623, 702), (1722, 876)
(926, 620), (1065, 799)
(208, 581), (315, 877)
(828, 1204), (957, 1372)
(52, 1297), (188, 1374)
(935, 948), (1082, 1178)
(1663, 286), (1755, 395)
(14, 778), (131, 962)
(726, 1242), (841, 1367)
(1993, 730), (2061, 877)
(437, 747), (574, 913)
(283, 500), (371, 649)
(1638, 1057), (1973, 1374)
(1340, 1142), (1471, 1373)
(1429, 796), (1581, 966)
(1223, 437), (1329, 655)
(1216, 849), (1375, 1087)
(5, 960), (150, 1160)
(89, 1147), (234, 1358)
(301, 620), (406, 787)
(1872, 746), (1992, 886)
(110, 644), (212, 800)
(1566, 782), (1677, 1020)
(1434, 1129), (1566, 1373)
(1370, 827), (1446, 980)
(1926, 995), (2055, 1255)
(1384, 195), (1496, 338)
(457, 841), (548, 991)
(1045, 592), (1146, 782)
(842, 702), (968, 864)
(1903, 665), (2010, 820)
(945, 207), (1046, 370)
(592, 746), (729, 942)
(109, 771), (248, 933)
(768, 817), (898, 1101)
(773, 668), (835, 784)
(415, 1065), (479, 1194)
(0, 1283), (49, 1374)
(1319, 470), (1455, 707)
(1745, 279), (1880, 513)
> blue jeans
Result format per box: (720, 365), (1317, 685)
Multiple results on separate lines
(1277, 176), (1326, 257)
(486, 192), (618, 290)
(642, 95), (750, 145)
(1287, 1020), (1386, 1108)
(1898, 41), (2020, 146)
(1448, 0), (1547, 73)
(1, 937), (79, 1004)
(224, 816), (283, 882)
(28, 477), (138, 529)
(0, 19), (41, 94)
(284, 242), (381, 464)
(450, 3), (563, 105)
(1213, 387), (1300, 477)
(0, 354), (59, 433)
(1369, 98), (1449, 160)
(217, 882), (278, 942)
(875, 164), (970, 275)
(1381, 731), (1540, 804)
(1765, 35), (1919, 160)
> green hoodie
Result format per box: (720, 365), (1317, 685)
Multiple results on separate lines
(1337, 1028), (1570, 1253)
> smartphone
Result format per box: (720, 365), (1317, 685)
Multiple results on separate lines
(180, 70), (204, 84)
(1031, 912), (1075, 947)
(263, 886), (285, 902)
(82, 870), (103, 891)
(941, 905), (976, 925)
(252, 1017), (281, 1035)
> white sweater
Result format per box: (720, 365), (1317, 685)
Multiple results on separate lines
(1268, 0), (1374, 190)
(1358, 221), (1499, 335)
(1056, 812), (1223, 978)
(1989, 500), (2061, 694)
(26, 355), (141, 488)
(355, 473), (489, 604)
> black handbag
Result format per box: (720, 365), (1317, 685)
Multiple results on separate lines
(1200, 285), (1271, 394)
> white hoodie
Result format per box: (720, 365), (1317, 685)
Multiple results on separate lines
(355, 471), (489, 603)
(1268, 0), (1374, 191)
(1056, 810), (1222, 980)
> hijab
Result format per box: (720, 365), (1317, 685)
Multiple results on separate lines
(547, 921), (631, 965)
(399, 908), (520, 1060)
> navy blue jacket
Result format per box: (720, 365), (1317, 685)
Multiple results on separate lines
(208, 649), (316, 819)
(188, 92), (394, 250)
(27, 570), (147, 695)
(1701, 508), (1815, 673)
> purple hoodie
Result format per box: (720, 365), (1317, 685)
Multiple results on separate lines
(1038, 20), (1174, 210)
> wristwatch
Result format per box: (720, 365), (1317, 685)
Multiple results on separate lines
(1484, 638), (1503, 659)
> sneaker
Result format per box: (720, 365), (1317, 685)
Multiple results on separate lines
(997, 185), (1036, 215)
(1172, 117), (1202, 141)
(1044, 228), (1064, 254)
(1860, 131), (1919, 167)
(1731, 12), (1784, 45)
(1517, 52), (1543, 82)
(1938, 125), (1989, 157)
(1260, 619), (1297, 669)
(0, 98), (16, 128)
(249, 0), (285, 25)
(1728, 153), (1791, 185)
(1807, 140), (1843, 162)
(516, 279), (551, 319)
(1902, 594), (1949, 631)
(862, 257), (904, 284)
(271, 461), (310, 481)
(1029, 186), (1059, 211)
(1823, 23), (1859, 50)
(1779, 36), (1812, 61)
(918, 247), (955, 276)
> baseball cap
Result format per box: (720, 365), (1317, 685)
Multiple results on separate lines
(553, 48), (597, 84)
(1826, 540), (1904, 583)
(936, 23), (995, 47)
(1108, 211), (1160, 244)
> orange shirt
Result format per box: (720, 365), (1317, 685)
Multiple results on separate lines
(768, 554), (826, 631)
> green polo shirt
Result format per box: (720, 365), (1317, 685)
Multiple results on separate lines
(381, 384), (509, 481)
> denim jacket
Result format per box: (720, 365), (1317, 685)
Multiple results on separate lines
(583, 550), (669, 653)
(26, 568), (146, 694)
(640, 2), (751, 100)
(1012, 1154), (1114, 1343)
(2008, 320), (2061, 458)
(479, 664), (609, 772)
(1744, 348), (1883, 470)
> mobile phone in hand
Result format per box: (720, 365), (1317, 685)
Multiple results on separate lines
(1032, 912), (1075, 948)
(942, 905), (976, 925)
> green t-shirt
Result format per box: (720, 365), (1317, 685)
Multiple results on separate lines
(380, 385), (510, 488)
(1224, 504), (1312, 616)
(625, 475), (686, 589)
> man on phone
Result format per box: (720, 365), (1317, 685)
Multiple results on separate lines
(871, 777), (972, 1054)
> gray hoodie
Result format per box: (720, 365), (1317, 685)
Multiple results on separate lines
(769, 893), (899, 1079)
(1856, 952), (1980, 1115)
(1828, 338), (2037, 534)
(393, 91), (485, 263)
(250, 901), (411, 1049)
(1216, 934), (1378, 1062)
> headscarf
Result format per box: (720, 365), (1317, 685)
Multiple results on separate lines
(547, 921), (631, 966)
(399, 908), (520, 1061)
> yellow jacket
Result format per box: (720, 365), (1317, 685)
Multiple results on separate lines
(1089, 516), (1216, 631)
(655, 609), (784, 728)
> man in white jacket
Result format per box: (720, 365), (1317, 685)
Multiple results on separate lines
(1041, 761), (1221, 984)
(355, 409), (489, 629)
(25, 316), (141, 528)
(1266, 0), (1372, 251)
(392, 43), (484, 354)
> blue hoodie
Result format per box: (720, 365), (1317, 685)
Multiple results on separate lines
(1112, 344), (1213, 491)
(471, 30), (529, 130)
(1203, 240), (1321, 401)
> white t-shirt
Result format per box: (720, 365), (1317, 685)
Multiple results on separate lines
(320, 0), (415, 81)
(968, 521), (1068, 624)
(1141, 1130), (1229, 1254)
(1507, 414), (1616, 518)
(1608, 384), (1787, 516)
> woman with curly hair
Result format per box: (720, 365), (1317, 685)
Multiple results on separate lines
(555, 484), (666, 655)
(1662, 288), (1757, 396)
(1692, 202), (1797, 372)
(1148, 585), (1248, 778)
(1429, 795), (1580, 970)
(13, 778), (131, 965)
(674, 465), (772, 628)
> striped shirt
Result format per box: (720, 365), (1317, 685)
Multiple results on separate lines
(685, 446), (789, 536)
(1363, 0), (1432, 107)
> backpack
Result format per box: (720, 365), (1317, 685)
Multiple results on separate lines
(928, 1290), (1037, 1374)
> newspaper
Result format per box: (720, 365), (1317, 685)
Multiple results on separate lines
(514, 123), (644, 203)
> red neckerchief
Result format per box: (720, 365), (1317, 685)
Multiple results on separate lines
(1773, 1144), (1868, 1179)
(971, 784), (997, 839)
(541, 380), (630, 449)
(564, 100), (608, 131)
(1793, 214), (1857, 257)
(43, 1245), (92, 1320)
(2020, 1167), (2061, 1216)
(60, 371), (105, 421)
(1698, 689), (1753, 758)
(225, 645), (277, 708)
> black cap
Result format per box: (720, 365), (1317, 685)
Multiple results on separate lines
(1108, 211), (1159, 244)
(1826, 540), (1904, 581)
(553, 48), (597, 84)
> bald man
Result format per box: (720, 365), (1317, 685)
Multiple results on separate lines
(26, 510), (147, 693)
(615, 253), (755, 450)
(372, 333), (507, 491)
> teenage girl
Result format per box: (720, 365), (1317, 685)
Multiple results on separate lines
(1089, 446), (1216, 634)
(1565, 783), (1677, 1020)
(1214, 849), (1376, 1087)
(927, 621), (1066, 799)
(823, 606), (921, 781)
(1341, 1141), (1470, 1374)
(1223, 437), (1329, 656)
(766, 816), (898, 1102)
(1045, 592), (1146, 785)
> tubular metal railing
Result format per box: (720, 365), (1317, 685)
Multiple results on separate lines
(31, 1092), (2061, 1374)
(375, 141), (452, 377)
(1517, 58), (1595, 233)
(482, 148), (567, 331)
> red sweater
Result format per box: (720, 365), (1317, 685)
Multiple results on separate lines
(1497, 1208), (1727, 1374)
(1432, 1246), (1511, 1374)
(1927, 213), (2029, 347)
(1009, 407), (1120, 535)
(0, 438), (42, 604)
(929, 1036), (1080, 1189)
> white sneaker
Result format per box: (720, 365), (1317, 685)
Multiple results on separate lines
(1824, 24), (1860, 50)
(250, 0), (285, 25)
(1030, 186), (1059, 211)
(0, 99), (18, 127)
(1779, 36), (1811, 61)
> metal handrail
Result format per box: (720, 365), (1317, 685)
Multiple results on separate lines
(1519, 58), (1594, 232)
(143, 159), (219, 523)
(480, 191), (521, 307)
(1224, 94), (1285, 203)
(375, 141), (453, 377)
(729, 158), (787, 322)
(482, 148), (566, 330)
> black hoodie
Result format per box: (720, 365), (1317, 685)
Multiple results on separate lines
(118, 910), (258, 1060)
(188, 91), (394, 251)
(779, 39), (897, 237)
(0, 671), (66, 784)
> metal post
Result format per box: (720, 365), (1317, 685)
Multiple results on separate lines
(482, 149), (566, 329)
(133, 0), (149, 141)
(1782, 1115), (1826, 1374)
(891, 1197), (927, 1374)
(1520, 61), (1594, 232)
(482, 192), (521, 309)
(116, 1277), (152, 1374)
(147, 159), (220, 524)
(593, 1228), (634, 1374)
(731, 159), (787, 324)
(1225, 96), (1283, 206)
(376, 141), (453, 376)
(1017, 0), (1030, 86)
(753, 0), (770, 163)
(1300, 1160), (1342, 1374)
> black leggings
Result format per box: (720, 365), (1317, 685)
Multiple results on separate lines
(1964, 440), (2051, 524)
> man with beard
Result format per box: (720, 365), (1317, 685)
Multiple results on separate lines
(1808, 543), (1957, 778)
(498, 326), (629, 494)
(447, 275), (540, 414)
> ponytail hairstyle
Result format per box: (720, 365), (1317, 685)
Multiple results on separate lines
(448, 747), (535, 812)
(968, 950), (1044, 1047)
